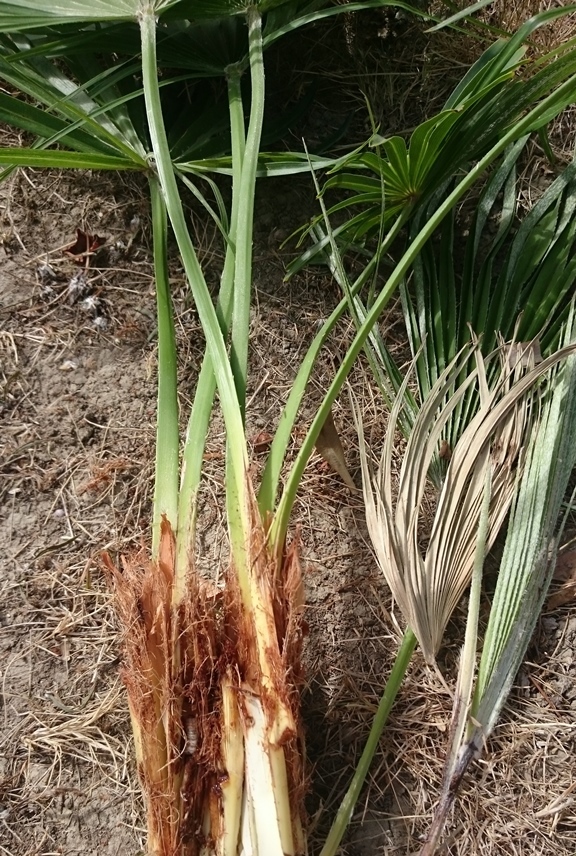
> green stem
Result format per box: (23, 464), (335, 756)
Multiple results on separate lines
(150, 176), (179, 558)
(174, 68), (246, 589)
(309, 161), (416, 435)
(319, 628), (418, 856)
(139, 9), (249, 532)
(258, 211), (409, 521)
(230, 5), (265, 418)
(224, 7), (268, 575)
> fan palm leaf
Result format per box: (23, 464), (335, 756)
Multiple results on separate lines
(420, 315), (576, 855)
(354, 340), (575, 664)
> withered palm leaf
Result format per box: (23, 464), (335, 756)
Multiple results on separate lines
(419, 324), (576, 856)
(354, 340), (571, 664)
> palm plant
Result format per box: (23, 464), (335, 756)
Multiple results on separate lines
(289, 8), (576, 474)
(288, 5), (576, 277)
(4, 3), (576, 855)
(291, 9), (576, 854)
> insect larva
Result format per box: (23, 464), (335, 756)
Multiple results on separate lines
(183, 716), (198, 756)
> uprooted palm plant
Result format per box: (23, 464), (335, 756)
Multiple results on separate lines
(4, 2), (576, 854)
(0, 2), (392, 853)
(0, 1), (438, 853)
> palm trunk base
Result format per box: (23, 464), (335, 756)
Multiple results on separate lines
(104, 517), (307, 856)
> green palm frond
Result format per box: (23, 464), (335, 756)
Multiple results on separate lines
(289, 8), (576, 275)
(402, 141), (576, 458)
(0, 0), (140, 28)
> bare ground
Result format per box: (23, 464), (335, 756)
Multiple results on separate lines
(2, 11), (576, 847)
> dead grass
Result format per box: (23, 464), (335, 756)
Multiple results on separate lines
(483, 0), (576, 45)
(0, 555), (145, 853)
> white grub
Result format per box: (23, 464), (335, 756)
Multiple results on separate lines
(183, 716), (198, 756)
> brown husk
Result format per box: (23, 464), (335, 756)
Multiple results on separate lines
(104, 490), (307, 856)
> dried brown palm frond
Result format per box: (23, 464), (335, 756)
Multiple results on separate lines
(353, 338), (569, 665)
